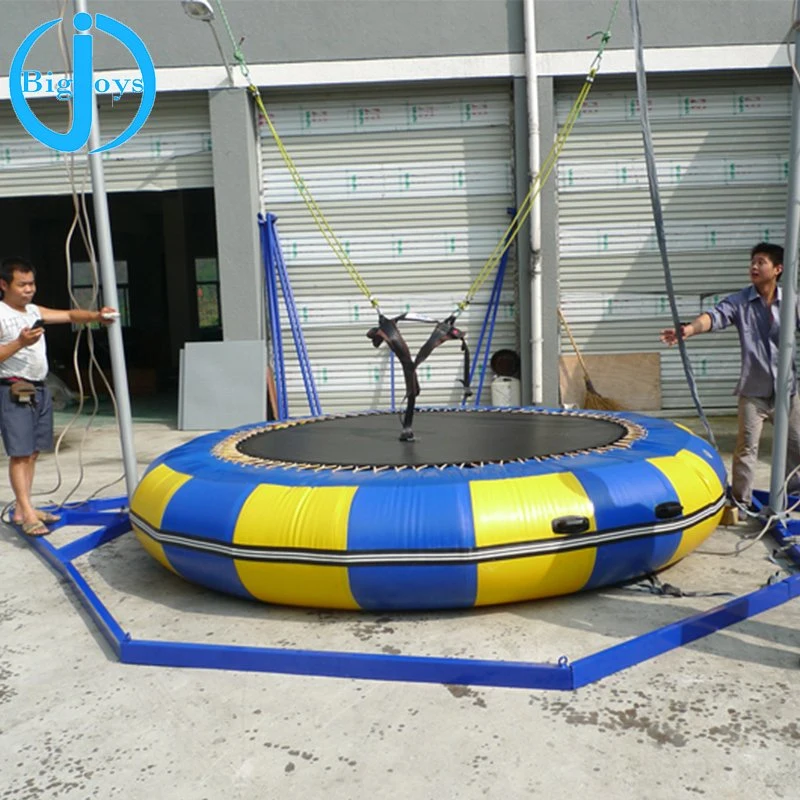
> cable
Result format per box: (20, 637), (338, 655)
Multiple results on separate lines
(698, 463), (800, 558)
(629, 0), (717, 449)
(26, 3), (127, 514)
(457, 0), (622, 316)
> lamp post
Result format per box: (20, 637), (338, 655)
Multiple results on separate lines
(181, 0), (235, 86)
(74, 0), (138, 498)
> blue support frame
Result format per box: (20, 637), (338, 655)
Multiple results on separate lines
(14, 497), (800, 691)
(260, 213), (321, 419)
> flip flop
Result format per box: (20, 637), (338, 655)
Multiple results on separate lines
(35, 510), (61, 524)
(21, 520), (50, 537)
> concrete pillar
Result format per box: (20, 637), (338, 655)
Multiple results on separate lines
(208, 88), (264, 341)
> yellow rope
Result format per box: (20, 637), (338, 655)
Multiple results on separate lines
(458, 0), (620, 314)
(251, 91), (376, 305)
(212, 0), (619, 318)
(458, 76), (596, 312)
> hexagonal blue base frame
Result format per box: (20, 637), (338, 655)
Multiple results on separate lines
(15, 493), (800, 691)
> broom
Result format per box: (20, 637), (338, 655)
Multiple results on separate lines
(557, 306), (625, 411)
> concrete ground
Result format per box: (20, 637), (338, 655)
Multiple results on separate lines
(1, 404), (799, 800)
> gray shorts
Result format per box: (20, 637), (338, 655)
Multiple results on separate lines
(0, 385), (54, 457)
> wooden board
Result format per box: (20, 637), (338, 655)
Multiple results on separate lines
(559, 353), (661, 411)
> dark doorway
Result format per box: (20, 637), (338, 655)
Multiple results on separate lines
(0, 188), (217, 401)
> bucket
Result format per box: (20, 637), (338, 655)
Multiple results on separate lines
(490, 375), (521, 407)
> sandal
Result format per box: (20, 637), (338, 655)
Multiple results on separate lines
(35, 510), (61, 524)
(21, 520), (50, 537)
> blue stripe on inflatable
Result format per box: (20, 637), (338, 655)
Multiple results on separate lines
(346, 482), (477, 609)
(349, 564), (476, 610)
(576, 461), (682, 591)
(160, 479), (253, 599)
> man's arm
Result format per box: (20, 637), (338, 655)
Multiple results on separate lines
(0, 326), (44, 363)
(660, 312), (712, 346)
(38, 306), (117, 325)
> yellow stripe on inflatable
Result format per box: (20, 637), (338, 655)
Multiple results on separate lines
(233, 484), (359, 609)
(130, 463), (192, 575)
(648, 449), (724, 566)
(471, 472), (597, 605)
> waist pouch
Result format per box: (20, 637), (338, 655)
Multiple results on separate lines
(8, 380), (37, 405)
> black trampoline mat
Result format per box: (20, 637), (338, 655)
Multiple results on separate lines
(235, 410), (628, 468)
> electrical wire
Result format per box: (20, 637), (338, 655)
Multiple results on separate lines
(698, 463), (800, 559)
(17, 2), (127, 517)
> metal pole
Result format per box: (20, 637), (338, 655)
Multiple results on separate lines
(75, 0), (139, 498)
(207, 20), (234, 86)
(769, 21), (800, 514)
(523, 0), (543, 404)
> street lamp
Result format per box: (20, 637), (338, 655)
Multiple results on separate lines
(181, 0), (235, 86)
(181, 0), (214, 21)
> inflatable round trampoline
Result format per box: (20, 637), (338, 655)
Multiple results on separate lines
(130, 407), (726, 610)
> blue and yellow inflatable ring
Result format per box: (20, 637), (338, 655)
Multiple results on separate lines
(130, 408), (726, 610)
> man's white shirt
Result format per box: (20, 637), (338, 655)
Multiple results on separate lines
(0, 301), (48, 381)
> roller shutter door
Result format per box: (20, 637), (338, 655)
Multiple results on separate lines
(556, 72), (790, 412)
(260, 82), (518, 415)
(0, 90), (212, 196)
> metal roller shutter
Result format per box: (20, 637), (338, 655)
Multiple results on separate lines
(555, 72), (790, 412)
(0, 90), (212, 196)
(259, 82), (517, 416)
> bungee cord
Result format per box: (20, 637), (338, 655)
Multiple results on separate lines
(210, 0), (622, 437)
(211, 0), (621, 320)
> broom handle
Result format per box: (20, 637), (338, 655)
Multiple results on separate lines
(557, 306), (593, 383)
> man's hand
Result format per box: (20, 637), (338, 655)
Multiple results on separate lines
(660, 327), (681, 346)
(97, 306), (119, 326)
(17, 325), (44, 348)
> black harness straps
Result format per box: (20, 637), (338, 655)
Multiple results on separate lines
(367, 313), (471, 441)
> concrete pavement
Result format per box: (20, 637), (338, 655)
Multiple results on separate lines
(0, 410), (798, 800)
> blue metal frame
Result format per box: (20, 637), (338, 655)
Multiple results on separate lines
(15, 496), (800, 690)
(260, 214), (289, 421)
(465, 246), (509, 407)
(260, 213), (322, 419)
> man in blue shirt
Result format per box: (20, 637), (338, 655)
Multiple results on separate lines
(660, 242), (799, 516)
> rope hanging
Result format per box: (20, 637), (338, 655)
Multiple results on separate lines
(211, 0), (620, 319)
(456, 0), (621, 317)
(628, 0), (716, 448)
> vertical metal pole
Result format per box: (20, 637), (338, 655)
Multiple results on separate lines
(769, 22), (800, 514)
(523, 0), (543, 404)
(75, 0), (139, 498)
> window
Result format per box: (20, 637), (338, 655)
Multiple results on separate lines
(195, 257), (220, 329)
(71, 260), (130, 327)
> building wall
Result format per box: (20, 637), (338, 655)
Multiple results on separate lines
(0, 1), (794, 410)
(0, 0), (791, 76)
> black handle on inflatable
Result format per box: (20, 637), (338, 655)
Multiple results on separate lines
(655, 501), (683, 519)
(551, 515), (591, 535)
